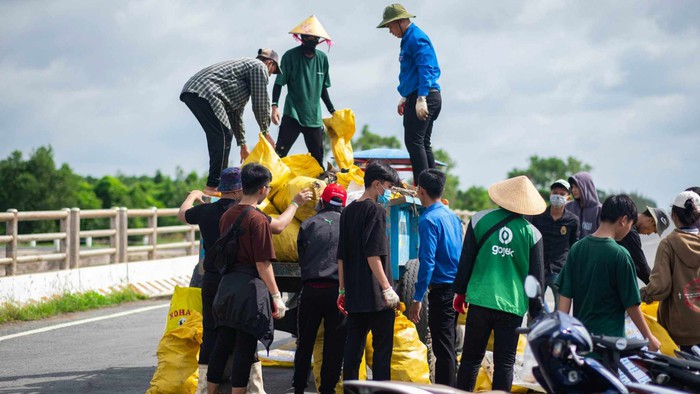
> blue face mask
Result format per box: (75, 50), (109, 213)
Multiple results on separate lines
(377, 184), (392, 205)
(550, 194), (567, 207)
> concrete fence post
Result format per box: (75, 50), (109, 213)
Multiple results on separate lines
(148, 207), (157, 260)
(109, 207), (118, 264)
(118, 207), (128, 263)
(5, 209), (18, 276)
(60, 208), (70, 269)
(186, 225), (196, 256)
(69, 208), (80, 269)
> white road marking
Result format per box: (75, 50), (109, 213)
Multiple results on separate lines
(0, 303), (169, 342)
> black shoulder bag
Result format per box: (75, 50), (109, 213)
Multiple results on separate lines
(475, 212), (520, 252)
(206, 206), (254, 275)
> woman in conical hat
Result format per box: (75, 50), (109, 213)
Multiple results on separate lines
(270, 15), (336, 168)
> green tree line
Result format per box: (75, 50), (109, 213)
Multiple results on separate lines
(1, 135), (656, 233)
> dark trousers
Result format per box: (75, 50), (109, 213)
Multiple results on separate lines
(428, 286), (458, 387)
(343, 309), (395, 381)
(207, 326), (258, 387)
(180, 92), (232, 188)
(199, 270), (222, 364)
(456, 304), (522, 392)
(293, 285), (347, 394)
(275, 115), (324, 168)
(403, 90), (442, 184)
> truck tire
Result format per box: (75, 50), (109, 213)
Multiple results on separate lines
(397, 259), (436, 381)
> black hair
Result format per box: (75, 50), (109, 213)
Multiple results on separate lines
(672, 194), (700, 227)
(685, 186), (700, 195)
(600, 194), (638, 224)
(363, 160), (400, 188)
(418, 169), (445, 199)
(319, 200), (343, 214)
(241, 163), (272, 196)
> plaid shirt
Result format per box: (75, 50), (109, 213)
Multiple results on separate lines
(182, 58), (271, 146)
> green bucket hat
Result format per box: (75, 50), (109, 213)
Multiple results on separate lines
(377, 3), (416, 28)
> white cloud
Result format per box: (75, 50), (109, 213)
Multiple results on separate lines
(0, 0), (698, 207)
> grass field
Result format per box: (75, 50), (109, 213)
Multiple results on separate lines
(0, 288), (147, 324)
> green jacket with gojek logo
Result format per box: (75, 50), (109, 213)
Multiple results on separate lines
(452, 208), (544, 317)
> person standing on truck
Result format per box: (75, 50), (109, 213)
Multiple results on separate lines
(408, 169), (462, 387)
(528, 179), (579, 309)
(337, 160), (401, 381)
(293, 183), (347, 394)
(377, 4), (442, 185)
(566, 172), (602, 238)
(618, 206), (670, 284)
(453, 176), (546, 392)
(177, 167), (312, 394)
(272, 15), (336, 168)
(180, 49), (281, 195)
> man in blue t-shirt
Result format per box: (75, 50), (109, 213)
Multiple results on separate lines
(377, 4), (442, 184)
(408, 169), (462, 387)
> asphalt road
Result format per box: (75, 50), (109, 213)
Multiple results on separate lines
(0, 300), (304, 394)
(0, 234), (663, 394)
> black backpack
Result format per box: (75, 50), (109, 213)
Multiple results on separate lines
(206, 206), (254, 275)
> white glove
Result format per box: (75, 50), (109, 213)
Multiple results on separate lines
(271, 292), (287, 319)
(382, 287), (400, 308)
(416, 96), (429, 121)
(397, 97), (406, 116)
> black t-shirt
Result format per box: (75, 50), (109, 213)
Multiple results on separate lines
(529, 206), (580, 275)
(184, 198), (237, 271)
(337, 199), (392, 313)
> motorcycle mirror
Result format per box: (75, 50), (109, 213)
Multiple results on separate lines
(524, 275), (541, 299)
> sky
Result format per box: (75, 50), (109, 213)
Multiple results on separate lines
(1, 0), (698, 207)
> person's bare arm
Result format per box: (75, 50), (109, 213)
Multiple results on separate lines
(558, 295), (572, 314)
(337, 259), (347, 315)
(256, 261), (279, 295)
(269, 190), (313, 234)
(367, 256), (391, 290)
(627, 305), (661, 351)
(177, 190), (205, 223)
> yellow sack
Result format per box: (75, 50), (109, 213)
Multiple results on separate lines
(323, 109), (356, 169)
(243, 133), (292, 193)
(271, 176), (327, 223)
(365, 304), (431, 383)
(641, 302), (679, 356)
(259, 198), (280, 216)
(164, 286), (202, 334)
(282, 153), (324, 179)
(336, 165), (365, 188)
(269, 214), (301, 262)
(147, 310), (203, 394)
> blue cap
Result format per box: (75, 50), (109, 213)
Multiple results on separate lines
(218, 167), (242, 192)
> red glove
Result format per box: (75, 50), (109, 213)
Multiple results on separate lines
(453, 293), (467, 314)
(337, 294), (348, 316)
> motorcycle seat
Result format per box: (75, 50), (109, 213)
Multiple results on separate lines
(592, 335), (648, 352)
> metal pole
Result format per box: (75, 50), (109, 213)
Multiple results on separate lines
(69, 208), (80, 269)
(60, 208), (70, 270)
(5, 209), (18, 276)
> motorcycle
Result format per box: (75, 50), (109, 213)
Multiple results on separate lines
(519, 275), (687, 394)
(593, 335), (700, 391)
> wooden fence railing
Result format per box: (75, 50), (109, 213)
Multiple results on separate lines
(0, 207), (199, 276)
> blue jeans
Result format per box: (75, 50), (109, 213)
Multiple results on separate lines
(546, 272), (560, 310)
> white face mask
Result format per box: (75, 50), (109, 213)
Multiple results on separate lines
(550, 194), (567, 207)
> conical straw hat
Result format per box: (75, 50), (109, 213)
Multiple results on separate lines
(488, 175), (546, 216)
(289, 15), (331, 41)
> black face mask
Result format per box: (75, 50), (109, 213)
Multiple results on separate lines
(300, 36), (319, 54)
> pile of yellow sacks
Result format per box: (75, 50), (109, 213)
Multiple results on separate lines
(242, 109), (365, 262)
